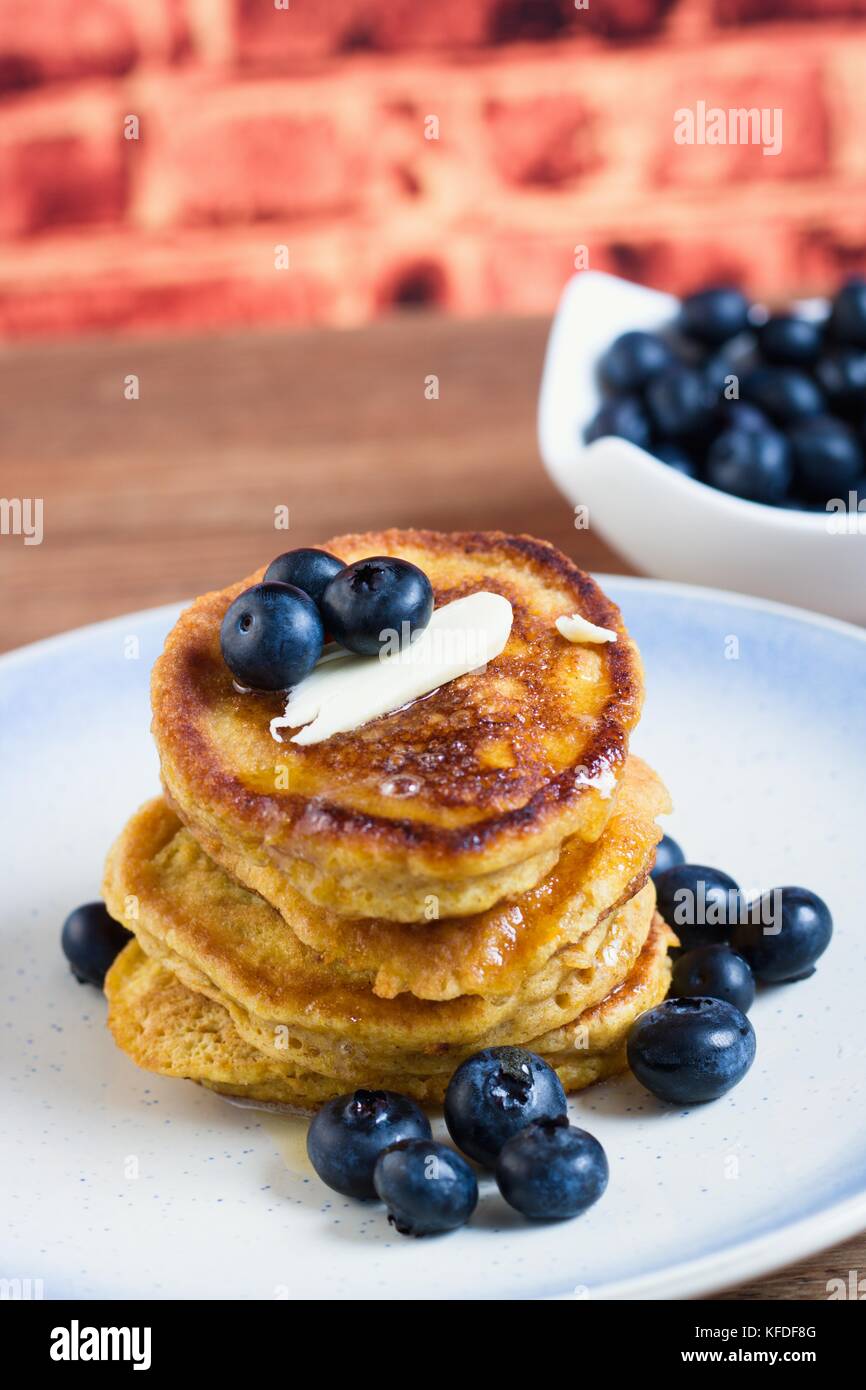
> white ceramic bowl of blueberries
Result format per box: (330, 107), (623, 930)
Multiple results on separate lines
(538, 271), (866, 625)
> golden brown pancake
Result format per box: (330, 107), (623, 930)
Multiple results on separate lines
(105, 915), (675, 1111)
(184, 756), (670, 1001)
(151, 530), (644, 921)
(103, 795), (658, 1074)
(132, 886), (655, 1081)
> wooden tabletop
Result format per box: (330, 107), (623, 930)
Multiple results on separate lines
(0, 313), (625, 652)
(1, 312), (859, 1299)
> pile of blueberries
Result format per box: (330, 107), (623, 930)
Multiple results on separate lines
(585, 278), (866, 509)
(306, 1048), (608, 1237)
(635, 835), (834, 1105)
(220, 548), (434, 692)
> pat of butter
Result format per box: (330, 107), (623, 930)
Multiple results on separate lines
(556, 613), (618, 645)
(270, 591), (513, 746)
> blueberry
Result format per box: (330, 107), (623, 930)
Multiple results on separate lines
(61, 902), (132, 988)
(678, 287), (751, 347)
(788, 416), (863, 500)
(263, 548), (344, 610)
(598, 331), (673, 393)
(741, 366), (824, 423)
(645, 366), (712, 439)
(757, 315), (823, 367)
(444, 1046), (567, 1168)
(651, 833), (686, 882)
(705, 427), (792, 504)
(703, 350), (742, 400)
(627, 997), (756, 1104)
(671, 944), (756, 1014)
(715, 400), (771, 434)
(373, 1139), (477, 1236)
(495, 1117), (608, 1222)
(584, 396), (651, 449)
(306, 1089), (431, 1199)
(829, 277), (866, 348)
(320, 556), (433, 657)
(732, 886), (833, 984)
(652, 443), (697, 478)
(220, 582), (323, 691)
(654, 863), (743, 952)
(814, 350), (866, 413)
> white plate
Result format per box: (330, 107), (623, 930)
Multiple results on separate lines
(2, 581), (865, 1300)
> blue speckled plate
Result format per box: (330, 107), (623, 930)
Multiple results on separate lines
(2, 579), (865, 1301)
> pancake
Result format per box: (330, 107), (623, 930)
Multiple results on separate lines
(151, 530), (644, 922)
(132, 885), (655, 1080)
(102, 796), (659, 1071)
(105, 915), (675, 1111)
(183, 756), (670, 1001)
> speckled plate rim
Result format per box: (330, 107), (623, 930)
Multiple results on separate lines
(564, 577), (866, 1300)
(3, 578), (866, 1302)
(0, 599), (189, 674)
(573, 1191), (866, 1301)
(605, 574), (866, 650)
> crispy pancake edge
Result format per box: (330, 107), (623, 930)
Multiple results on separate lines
(151, 530), (645, 892)
(102, 795), (659, 1053)
(180, 755), (670, 1001)
(105, 915), (674, 1109)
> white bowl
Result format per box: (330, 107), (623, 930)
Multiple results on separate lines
(538, 270), (866, 624)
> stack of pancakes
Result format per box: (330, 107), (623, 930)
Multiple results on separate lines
(104, 530), (675, 1111)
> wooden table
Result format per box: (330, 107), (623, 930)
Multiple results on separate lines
(1, 312), (859, 1299)
(0, 314), (624, 650)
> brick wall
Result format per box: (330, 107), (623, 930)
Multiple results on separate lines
(1, 0), (865, 338)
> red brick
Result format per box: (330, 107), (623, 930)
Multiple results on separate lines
(0, 273), (332, 339)
(581, 0), (677, 40)
(233, 0), (372, 64)
(487, 0), (575, 44)
(597, 230), (799, 300)
(0, 1), (133, 90)
(483, 232), (582, 313)
(0, 87), (128, 237)
(2, 14), (863, 345)
(715, 0), (866, 22)
(483, 214), (817, 315)
(233, 0), (575, 61)
(146, 99), (366, 224)
(0, 0), (187, 93)
(657, 66), (830, 186)
(375, 258), (451, 311)
(0, 231), (337, 338)
(0, 136), (125, 237)
(797, 227), (866, 293)
(485, 95), (598, 187)
(373, 0), (501, 49)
